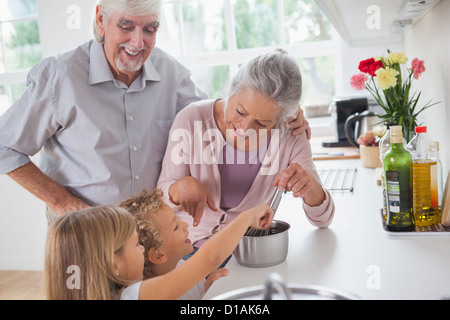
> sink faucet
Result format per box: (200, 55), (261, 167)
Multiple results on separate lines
(262, 273), (292, 300)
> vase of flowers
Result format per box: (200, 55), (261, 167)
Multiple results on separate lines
(350, 50), (438, 143)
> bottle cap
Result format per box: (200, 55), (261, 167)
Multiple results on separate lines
(415, 126), (427, 133)
(391, 125), (403, 143)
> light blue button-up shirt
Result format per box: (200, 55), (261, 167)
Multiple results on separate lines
(0, 40), (207, 206)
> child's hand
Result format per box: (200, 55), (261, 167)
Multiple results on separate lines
(204, 268), (229, 292)
(245, 204), (274, 230)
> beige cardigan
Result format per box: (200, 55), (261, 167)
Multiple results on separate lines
(157, 99), (335, 245)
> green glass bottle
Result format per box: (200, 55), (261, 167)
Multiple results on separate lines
(383, 126), (415, 232)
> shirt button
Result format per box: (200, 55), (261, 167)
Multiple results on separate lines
(135, 175), (140, 180)
(129, 116), (134, 122)
(133, 146), (138, 151)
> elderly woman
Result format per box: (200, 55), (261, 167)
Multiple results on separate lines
(157, 49), (334, 249)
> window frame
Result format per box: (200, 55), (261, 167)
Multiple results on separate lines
(0, 3), (40, 112)
(160, 0), (339, 108)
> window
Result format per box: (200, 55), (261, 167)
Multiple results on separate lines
(158, 0), (337, 115)
(0, 0), (336, 117)
(0, 0), (41, 115)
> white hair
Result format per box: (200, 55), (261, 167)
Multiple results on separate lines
(224, 48), (302, 133)
(93, 0), (162, 44)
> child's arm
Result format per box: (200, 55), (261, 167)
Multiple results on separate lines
(138, 204), (273, 300)
(204, 268), (229, 293)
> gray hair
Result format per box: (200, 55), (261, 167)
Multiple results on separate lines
(225, 48), (302, 132)
(93, 0), (162, 44)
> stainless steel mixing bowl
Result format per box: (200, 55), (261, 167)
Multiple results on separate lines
(234, 220), (290, 268)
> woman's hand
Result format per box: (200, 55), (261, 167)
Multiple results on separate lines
(273, 162), (325, 207)
(244, 204), (274, 230)
(169, 176), (218, 227)
(287, 105), (311, 139)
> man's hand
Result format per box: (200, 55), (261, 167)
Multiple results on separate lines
(287, 105), (311, 139)
(8, 162), (91, 216)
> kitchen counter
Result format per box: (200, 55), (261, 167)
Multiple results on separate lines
(204, 159), (450, 300)
(310, 136), (360, 161)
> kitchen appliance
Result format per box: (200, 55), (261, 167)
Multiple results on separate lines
(322, 97), (368, 147)
(234, 220), (290, 268)
(212, 273), (359, 300)
(344, 110), (380, 148)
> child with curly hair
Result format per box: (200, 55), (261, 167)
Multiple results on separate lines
(118, 189), (228, 299)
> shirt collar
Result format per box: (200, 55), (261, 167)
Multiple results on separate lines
(88, 40), (161, 86)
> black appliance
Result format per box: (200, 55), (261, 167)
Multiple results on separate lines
(322, 98), (368, 147)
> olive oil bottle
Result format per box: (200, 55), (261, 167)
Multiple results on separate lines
(383, 126), (415, 232)
(407, 127), (440, 226)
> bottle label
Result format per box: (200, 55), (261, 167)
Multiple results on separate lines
(430, 162), (438, 207)
(386, 171), (400, 213)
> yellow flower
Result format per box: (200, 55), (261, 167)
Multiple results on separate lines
(375, 67), (399, 90)
(372, 126), (387, 138)
(387, 52), (408, 65)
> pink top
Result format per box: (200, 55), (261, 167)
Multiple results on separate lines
(157, 99), (335, 245)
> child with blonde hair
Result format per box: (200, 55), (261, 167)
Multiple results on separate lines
(44, 201), (273, 299)
(118, 189), (228, 299)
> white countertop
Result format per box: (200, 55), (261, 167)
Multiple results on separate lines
(204, 159), (450, 300)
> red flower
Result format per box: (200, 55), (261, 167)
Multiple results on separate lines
(358, 58), (383, 77)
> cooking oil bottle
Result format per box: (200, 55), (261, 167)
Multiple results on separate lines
(384, 126), (414, 232)
(406, 126), (440, 226)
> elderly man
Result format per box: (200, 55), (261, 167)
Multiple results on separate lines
(0, 0), (309, 223)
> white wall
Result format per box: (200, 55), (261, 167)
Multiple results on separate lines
(0, 1), (95, 271)
(403, 0), (450, 180)
(37, 0), (95, 58)
(0, 170), (46, 270)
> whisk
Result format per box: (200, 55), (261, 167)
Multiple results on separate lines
(245, 188), (284, 237)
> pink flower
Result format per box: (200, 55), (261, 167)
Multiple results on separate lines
(350, 73), (368, 90)
(411, 58), (426, 79)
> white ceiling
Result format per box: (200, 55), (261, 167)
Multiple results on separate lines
(314, 0), (440, 46)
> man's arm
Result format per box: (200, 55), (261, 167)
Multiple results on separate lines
(7, 162), (90, 215)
